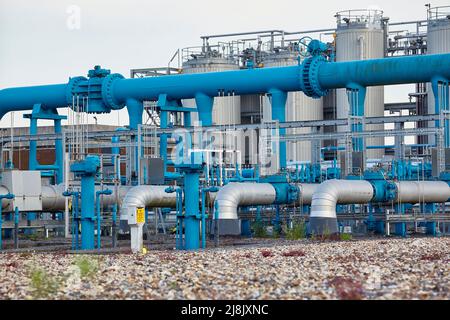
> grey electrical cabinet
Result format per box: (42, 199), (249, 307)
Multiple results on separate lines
(140, 157), (165, 185)
(1, 170), (42, 212)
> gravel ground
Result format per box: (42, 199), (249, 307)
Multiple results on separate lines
(0, 237), (448, 300)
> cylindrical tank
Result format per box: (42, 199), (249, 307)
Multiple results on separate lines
(261, 51), (323, 164)
(427, 6), (450, 145)
(182, 55), (242, 164)
(182, 56), (241, 125)
(335, 9), (385, 160)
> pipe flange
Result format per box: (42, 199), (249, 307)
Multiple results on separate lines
(66, 76), (87, 105)
(300, 56), (328, 99)
(102, 73), (125, 110)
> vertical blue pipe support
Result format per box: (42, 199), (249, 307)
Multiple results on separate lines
(28, 107), (39, 171)
(201, 189), (207, 249)
(160, 110), (169, 173)
(183, 171), (200, 250)
(394, 203), (407, 237)
(70, 155), (100, 250)
(195, 93), (214, 126)
(346, 85), (366, 153)
(54, 118), (64, 184)
(126, 98), (143, 183)
(73, 194), (80, 250)
(80, 173), (95, 250)
(269, 89), (288, 169)
(422, 203), (437, 236)
(24, 105), (67, 184)
(14, 206), (19, 249)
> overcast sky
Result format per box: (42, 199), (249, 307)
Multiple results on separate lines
(0, 0), (447, 128)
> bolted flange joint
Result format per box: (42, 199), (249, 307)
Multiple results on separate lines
(300, 56), (328, 99)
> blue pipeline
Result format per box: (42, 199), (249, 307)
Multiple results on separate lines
(2, 54), (450, 116)
(184, 172), (200, 250)
(1, 52), (450, 173)
(80, 175), (95, 250)
(54, 119), (63, 183)
(160, 110), (169, 173)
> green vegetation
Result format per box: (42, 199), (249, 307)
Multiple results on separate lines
(29, 267), (61, 299)
(252, 221), (268, 238)
(74, 256), (99, 278)
(340, 233), (353, 241)
(285, 221), (307, 240)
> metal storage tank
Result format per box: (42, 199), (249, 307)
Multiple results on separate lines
(335, 9), (386, 160)
(427, 6), (450, 145)
(182, 54), (242, 164)
(182, 55), (241, 125)
(261, 51), (323, 164)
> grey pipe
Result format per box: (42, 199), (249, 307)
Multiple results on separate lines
(213, 183), (319, 219)
(0, 184), (132, 212)
(394, 181), (450, 203)
(296, 183), (319, 205)
(310, 179), (374, 234)
(215, 182), (276, 219)
(310, 179), (450, 235)
(119, 185), (178, 222)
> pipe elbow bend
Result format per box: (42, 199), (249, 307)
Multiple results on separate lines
(214, 183), (276, 220)
(120, 185), (178, 220)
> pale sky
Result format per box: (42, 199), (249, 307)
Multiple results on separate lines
(0, 0), (448, 128)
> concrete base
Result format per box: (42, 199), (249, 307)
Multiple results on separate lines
(309, 217), (339, 235)
(211, 219), (241, 236)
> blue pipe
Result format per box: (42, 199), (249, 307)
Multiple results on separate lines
(269, 89), (288, 169)
(1, 54), (450, 117)
(184, 171), (200, 250)
(95, 189), (112, 249)
(319, 54), (450, 89)
(54, 119), (63, 184)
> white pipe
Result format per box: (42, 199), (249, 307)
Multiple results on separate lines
(309, 179), (450, 235)
(394, 181), (450, 203)
(119, 185), (178, 221)
(296, 183), (320, 205)
(310, 179), (374, 233)
(215, 182), (276, 219)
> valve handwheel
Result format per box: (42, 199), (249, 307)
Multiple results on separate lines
(298, 36), (313, 57)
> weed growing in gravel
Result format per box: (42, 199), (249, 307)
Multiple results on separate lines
(73, 256), (99, 278)
(340, 233), (353, 241)
(285, 221), (307, 240)
(29, 267), (61, 299)
(252, 221), (268, 238)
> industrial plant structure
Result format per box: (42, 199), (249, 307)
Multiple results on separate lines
(1, 6), (450, 253)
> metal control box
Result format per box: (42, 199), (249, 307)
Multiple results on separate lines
(1, 170), (42, 212)
(127, 206), (145, 225)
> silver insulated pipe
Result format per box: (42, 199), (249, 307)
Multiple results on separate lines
(296, 183), (320, 205)
(309, 179), (374, 234)
(120, 185), (178, 222)
(215, 182), (276, 219)
(310, 179), (450, 235)
(394, 181), (450, 203)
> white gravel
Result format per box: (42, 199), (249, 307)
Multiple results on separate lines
(0, 237), (448, 300)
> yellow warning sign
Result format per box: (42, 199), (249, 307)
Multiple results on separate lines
(136, 207), (145, 224)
